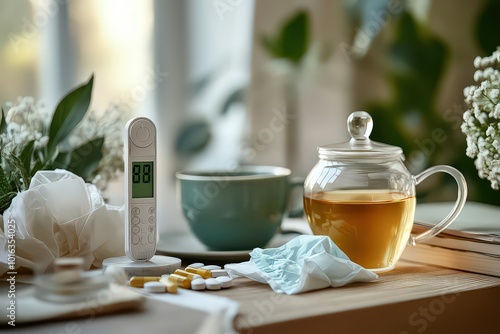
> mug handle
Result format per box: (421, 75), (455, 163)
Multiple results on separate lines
(288, 176), (305, 218)
(410, 165), (468, 245)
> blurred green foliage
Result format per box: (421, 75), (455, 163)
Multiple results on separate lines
(367, 12), (500, 205)
(261, 11), (310, 65)
(476, 0), (500, 54)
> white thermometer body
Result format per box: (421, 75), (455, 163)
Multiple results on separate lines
(125, 117), (157, 261)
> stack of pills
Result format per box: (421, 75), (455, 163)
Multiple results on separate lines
(128, 263), (232, 294)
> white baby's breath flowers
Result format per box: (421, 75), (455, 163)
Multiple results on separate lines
(0, 97), (125, 191)
(462, 48), (500, 190)
(0, 97), (49, 155)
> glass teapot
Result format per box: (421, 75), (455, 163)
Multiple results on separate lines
(303, 111), (467, 272)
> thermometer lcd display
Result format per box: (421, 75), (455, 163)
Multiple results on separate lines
(132, 162), (154, 198)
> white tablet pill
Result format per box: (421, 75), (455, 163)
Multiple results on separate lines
(211, 269), (228, 277)
(216, 276), (232, 288)
(144, 281), (166, 293)
(201, 265), (221, 270)
(205, 278), (221, 290)
(187, 263), (205, 269)
(161, 274), (170, 279)
(191, 278), (206, 291)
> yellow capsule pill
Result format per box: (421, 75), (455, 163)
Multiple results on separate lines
(185, 267), (212, 279)
(129, 276), (160, 288)
(160, 277), (178, 294)
(168, 274), (191, 289)
(174, 269), (203, 280)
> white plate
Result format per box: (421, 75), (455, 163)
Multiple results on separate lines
(156, 230), (298, 262)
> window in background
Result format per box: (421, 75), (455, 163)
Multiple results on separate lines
(67, 0), (154, 114)
(1, 0), (154, 116)
(0, 1), (39, 104)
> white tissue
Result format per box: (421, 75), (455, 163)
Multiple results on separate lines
(225, 235), (378, 294)
(0, 170), (124, 275)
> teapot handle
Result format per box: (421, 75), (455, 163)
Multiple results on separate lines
(410, 165), (468, 245)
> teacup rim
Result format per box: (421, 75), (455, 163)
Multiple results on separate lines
(176, 165), (291, 181)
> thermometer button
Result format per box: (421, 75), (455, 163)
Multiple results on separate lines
(131, 235), (140, 245)
(130, 120), (154, 147)
(131, 207), (140, 216)
(131, 226), (140, 234)
(131, 217), (140, 225)
(136, 126), (150, 142)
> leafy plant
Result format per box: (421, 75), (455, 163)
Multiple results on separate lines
(0, 75), (110, 213)
(365, 12), (500, 205)
(261, 11), (310, 65)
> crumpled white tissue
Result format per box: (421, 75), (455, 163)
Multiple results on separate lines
(225, 235), (378, 294)
(0, 170), (124, 275)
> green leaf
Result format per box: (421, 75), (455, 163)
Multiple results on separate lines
(30, 159), (44, 177)
(0, 108), (7, 134)
(277, 11), (310, 64)
(2, 152), (31, 190)
(52, 151), (71, 170)
(19, 140), (35, 173)
(0, 166), (11, 196)
(0, 192), (16, 214)
(261, 11), (310, 64)
(46, 74), (94, 158)
(475, 0), (500, 54)
(67, 137), (104, 180)
(220, 88), (244, 115)
(175, 121), (211, 155)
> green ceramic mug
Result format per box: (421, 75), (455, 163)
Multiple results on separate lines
(176, 166), (303, 251)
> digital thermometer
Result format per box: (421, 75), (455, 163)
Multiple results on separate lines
(125, 117), (157, 261)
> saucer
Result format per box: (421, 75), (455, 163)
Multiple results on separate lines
(156, 230), (298, 262)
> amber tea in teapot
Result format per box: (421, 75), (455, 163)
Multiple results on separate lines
(304, 190), (415, 270)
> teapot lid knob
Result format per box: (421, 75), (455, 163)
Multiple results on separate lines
(348, 111), (373, 141)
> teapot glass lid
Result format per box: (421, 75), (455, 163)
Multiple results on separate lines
(318, 111), (404, 159)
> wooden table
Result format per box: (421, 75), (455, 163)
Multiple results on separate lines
(213, 261), (500, 334)
(4, 261), (500, 334)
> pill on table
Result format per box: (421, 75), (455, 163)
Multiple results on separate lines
(187, 263), (205, 268)
(205, 278), (221, 290)
(215, 276), (232, 288)
(210, 269), (228, 278)
(168, 274), (191, 289)
(161, 274), (170, 279)
(144, 281), (166, 293)
(130, 276), (160, 288)
(185, 267), (212, 279)
(201, 265), (221, 270)
(191, 278), (206, 291)
(159, 277), (178, 294)
(174, 269), (203, 280)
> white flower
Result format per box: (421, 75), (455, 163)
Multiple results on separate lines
(474, 56), (482, 68)
(462, 47), (500, 190)
(474, 70), (483, 82)
(490, 89), (500, 99)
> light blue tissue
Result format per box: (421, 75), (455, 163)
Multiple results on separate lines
(249, 235), (378, 294)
